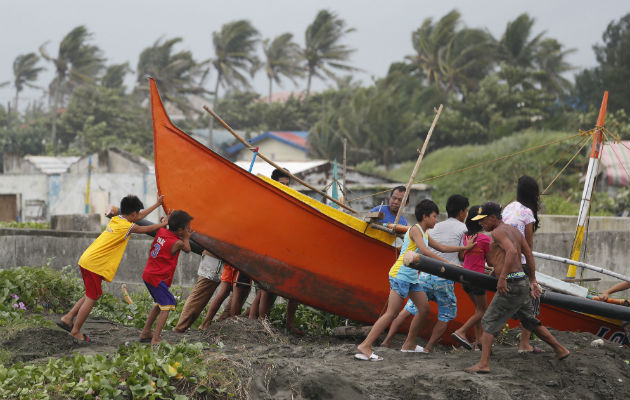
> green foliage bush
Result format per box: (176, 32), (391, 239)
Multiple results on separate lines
(269, 301), (353, 336)
(0, 221), (50, 229)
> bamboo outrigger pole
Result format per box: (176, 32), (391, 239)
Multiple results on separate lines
(203, 106), (358, 214)
(566, 92), (608, 279)
(393, 105), (444, 226)
(533, 251), (630, 283)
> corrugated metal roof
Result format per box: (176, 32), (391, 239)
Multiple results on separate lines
(600, 141), (630, 187)
(234, 159), (328, 177)
(226, 131), (309, 155)
(24, 156), (80, 175)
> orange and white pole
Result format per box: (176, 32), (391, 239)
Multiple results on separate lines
(566, 91), (608, 279)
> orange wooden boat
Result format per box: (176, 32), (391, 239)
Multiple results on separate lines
(150, 79), (627, 345)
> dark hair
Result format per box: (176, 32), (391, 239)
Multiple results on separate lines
(414, 199), (439, 221)
(479, 201), (502, 219)
(390, 186), (406, 197)
(120, 195), (144, 215)
(446, 194), (469, 218)
(516, 175), (540, 231)
(168, 210), (193, 232)
(271, 168), (290, 182)
(465, 205), (483, 234)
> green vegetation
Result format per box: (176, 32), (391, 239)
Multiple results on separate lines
(269, 301), (354, 336)
(0, 221), (50, 229)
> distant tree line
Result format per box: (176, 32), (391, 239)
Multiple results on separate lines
(0, 10), (627, 165)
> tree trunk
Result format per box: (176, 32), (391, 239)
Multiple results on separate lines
(50, 80), (61, 155)
(306, 69), (313, 99)
(208, 74), (221, 150)
(14, 89), (19, 114)
(268, 77), (273, 103)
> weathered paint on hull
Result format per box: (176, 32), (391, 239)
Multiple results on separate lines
(150, 79), (626, 345)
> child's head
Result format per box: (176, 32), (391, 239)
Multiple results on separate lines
(120, 195), (144, 220)
(465, 205), (483, 234)
(446, 194), (469, 219)
(168, 210), (193, 236)
(414, 199), (439, 229)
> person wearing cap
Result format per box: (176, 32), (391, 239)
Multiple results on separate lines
(464, 202), (569, 374)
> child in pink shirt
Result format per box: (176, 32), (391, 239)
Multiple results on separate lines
(451, 206), (491, 350)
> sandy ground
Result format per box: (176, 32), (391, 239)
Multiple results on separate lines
(3, 315), (630, 399)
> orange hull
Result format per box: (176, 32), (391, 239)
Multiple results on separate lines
(150, 80), (626, 345)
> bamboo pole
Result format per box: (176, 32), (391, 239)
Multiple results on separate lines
(393, 105), (444, 225)
(342, 138), (347, 205)
(204, 106), (358, 214)
(533, 251), (630, 283)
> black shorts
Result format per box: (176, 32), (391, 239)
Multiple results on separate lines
(235, 271), (252, 288)
(463, 283), (486, 296)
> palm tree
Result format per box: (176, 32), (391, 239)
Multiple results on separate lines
(302, 9), (357, 98)
(262, 33), (304, 102)
(136, 37), (209, 112)
(209, 20), (260, 147)
(532, 38), (575, 95)
(11, 53), (45, 111)
(498, 14), (544, 69)
(407, 10), (460, 88)
(102, 62), (132, 90)
(40, 25), (105, 153)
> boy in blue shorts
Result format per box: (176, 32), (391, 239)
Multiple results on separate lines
(140, 210), (193, 345)
(355, 199), (474, 361)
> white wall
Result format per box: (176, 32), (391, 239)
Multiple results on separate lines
(236, 140), (308, 161)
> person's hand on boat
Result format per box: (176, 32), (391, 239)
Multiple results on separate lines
(530, 280), (542, 298)
(403, 252), (419, 266)
(599, 291), (609, 301)
(497, 277), (508, 295)
(462, 234), (477, 252)
(157, 195), (164, 205)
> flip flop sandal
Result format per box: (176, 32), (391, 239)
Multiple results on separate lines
(354, 352), (383, 361)
(139, 336), (153, 343)
(518, 346), (545, 354)
(401, 345), (428, 353)
(451, 332), (473, 350)
(73, 334), (91, 343)
(56, 321), (74, 333)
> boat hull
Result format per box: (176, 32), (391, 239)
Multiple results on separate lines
(150, 79), (626, 345)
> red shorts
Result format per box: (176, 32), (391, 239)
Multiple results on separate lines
(80, 266), (104, 300)
(220, 264), (236, 283)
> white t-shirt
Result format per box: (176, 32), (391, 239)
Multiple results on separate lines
(427, 218), (466, 265)
(197, 253), (223, 281)
(502, 201), (536, 264)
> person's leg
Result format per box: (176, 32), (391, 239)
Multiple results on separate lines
(217, 295), (233, 321)
(175, 277), (219, 332)
(69, 297), (96, 340)
(401, 291), (429, 351)
(249, 290), (262, 319)
(453, 292), (487, 348)
(381, 309), (412, 347)
(425, 321), (448, 352)
(258, 290), (273, 319)
(200, 282), (231, 329)
(532, 325), (570, 359)
(357, 290), (405, 357)
(141, 305), (160, 340)
(230, 285), (251, 317)
(518, 327), (534, 351)
(464, 331), (495, 373)
(61, 296), (86, 326)
(152, 310), (170, 344)
(473, 295), (487, 348)
(286, 299), (304, 335)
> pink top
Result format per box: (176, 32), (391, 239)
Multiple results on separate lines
(462, 233), (491, 273)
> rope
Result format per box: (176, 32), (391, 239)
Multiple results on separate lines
(541, 138), (590, 194)
(351, 132), (585, 202)
(538, 134), (591, 189)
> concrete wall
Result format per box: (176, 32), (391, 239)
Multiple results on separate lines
(0, 227), (627, 299)
(538, 215), (630, 233)
(0, 228), (201, 295)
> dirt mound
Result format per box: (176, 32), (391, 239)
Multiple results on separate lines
(2, 316), (629, 399)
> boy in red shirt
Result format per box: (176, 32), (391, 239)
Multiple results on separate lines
(140, 210), (193, 344)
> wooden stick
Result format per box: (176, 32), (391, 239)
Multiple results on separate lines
(342, 138), (347, 205)
(393, 104), (444, 225)
(204, 106), (358, 214)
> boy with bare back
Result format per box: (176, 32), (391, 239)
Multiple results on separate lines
(464, 202), (570, 373)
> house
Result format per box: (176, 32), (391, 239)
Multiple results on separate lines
(597, 141), (630, 195)
(0, 148), (159, 224)
(227, 131), (309, 162)
(234, 159), (431, 217)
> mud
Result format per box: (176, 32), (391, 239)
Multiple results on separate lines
(2, 316), (629, 399)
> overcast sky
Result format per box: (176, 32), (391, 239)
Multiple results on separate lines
(2, 0), (628, 109)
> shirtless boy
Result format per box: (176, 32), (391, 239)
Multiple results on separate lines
(464, 202), (569, 373)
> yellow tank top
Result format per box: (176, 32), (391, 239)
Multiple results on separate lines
(388, 224), (428, 284)
(79, 216), (134, 282)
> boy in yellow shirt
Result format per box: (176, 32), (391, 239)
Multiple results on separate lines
(57, 194), (166, 342)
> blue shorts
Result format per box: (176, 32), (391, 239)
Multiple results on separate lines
(404, 299), (418, 316)
(144, 280), (176, 311)
(389, 277), (422, 299)
(418, 274), (457, 322)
